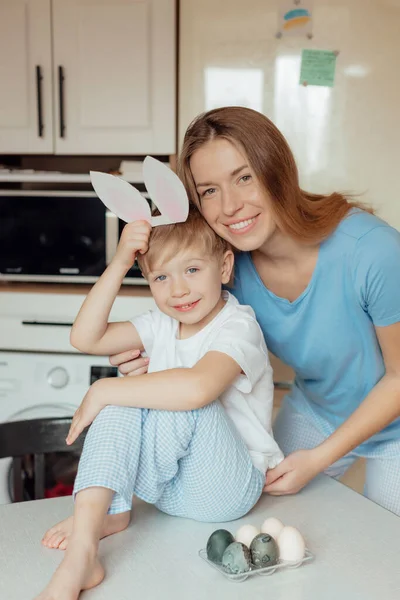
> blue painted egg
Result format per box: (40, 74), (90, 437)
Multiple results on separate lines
(222, 542), (252, 574)
(206, 529), (235, 564)
(250, 533), (279, 568)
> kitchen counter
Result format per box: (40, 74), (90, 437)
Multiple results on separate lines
(0, 475), (398, 600)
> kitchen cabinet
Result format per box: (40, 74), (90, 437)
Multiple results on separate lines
(0, 0), (53, 153)
(0, 0), (176, 155)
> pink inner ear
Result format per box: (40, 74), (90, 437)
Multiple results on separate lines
(108, 187), (151, 222)
(155, 177), (187, 222)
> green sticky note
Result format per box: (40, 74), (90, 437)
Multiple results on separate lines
(299, 49), (337, 87)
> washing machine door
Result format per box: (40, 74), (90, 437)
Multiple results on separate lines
(0, 402), (77, 505)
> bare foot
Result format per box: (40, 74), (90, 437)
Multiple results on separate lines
(35, 541), (104, 600)
(42, 511), (131, 550)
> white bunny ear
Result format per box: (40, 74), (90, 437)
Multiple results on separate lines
(90, 171), (151, 223)
(143, 157), (189, 227)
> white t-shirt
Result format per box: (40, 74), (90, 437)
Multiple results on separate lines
(131, 291), (284, 473)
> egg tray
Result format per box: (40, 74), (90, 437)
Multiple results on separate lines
(199, 548), (314, 582)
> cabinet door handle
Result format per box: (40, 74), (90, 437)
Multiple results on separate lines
(35, 65), (44, 137)
(58, 65), (66, 138)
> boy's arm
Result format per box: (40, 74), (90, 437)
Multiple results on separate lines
(70, 260), (144, 355)
(91, 351), (242, 410)
(66, 314), (269, 444)
(90, 312), (266, 408)
(70, 221), (150, 355)
(67, 352), (241, 444)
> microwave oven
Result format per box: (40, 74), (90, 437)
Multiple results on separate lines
(0, 190), (146, 284)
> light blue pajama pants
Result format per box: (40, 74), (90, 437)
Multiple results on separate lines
(73, 401), (264, 522)
(273, 399), (400, 516)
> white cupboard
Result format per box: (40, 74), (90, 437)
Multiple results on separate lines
(0, 0), (176, 155)
(0, 0), (53, 153)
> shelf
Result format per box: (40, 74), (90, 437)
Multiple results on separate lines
(0, 172), (144, 184)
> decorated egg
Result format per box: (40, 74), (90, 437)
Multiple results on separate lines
(277, 526), (306, 562)
(235, 524), (260, 548)
(222, 542), (252, 574)
(206, 529), (235, 564)
(250, 533), (279, 568)
(261, 517), (285, 540)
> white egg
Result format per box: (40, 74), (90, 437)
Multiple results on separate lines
(235, 524), (260, 548)
(260, 517), (285, 540)
(277, 526), (306, 562)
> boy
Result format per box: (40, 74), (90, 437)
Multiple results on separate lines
(37, 207), (283, 600)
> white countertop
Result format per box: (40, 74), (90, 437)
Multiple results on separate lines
(0, 475), (399, 600)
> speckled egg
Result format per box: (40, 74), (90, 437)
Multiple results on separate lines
(222, 542), (252, 574)
(250, 533), (279, 568)
(206, 529), (235, 564)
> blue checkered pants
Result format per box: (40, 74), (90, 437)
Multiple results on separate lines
(73, 401), (264, 522)
(274, 398), (400, 516)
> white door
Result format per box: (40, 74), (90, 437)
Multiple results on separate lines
(0, 0), (54, 153)
(52, 0), (176, 155)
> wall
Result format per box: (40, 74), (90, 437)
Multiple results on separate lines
(179, 0), (400, 229)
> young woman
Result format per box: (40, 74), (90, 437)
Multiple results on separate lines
(111, 106), (400, 516)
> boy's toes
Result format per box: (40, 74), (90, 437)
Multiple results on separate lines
(42, 533), (55, 547)
(51, 533), (66, 549)
(59, 538), (68, 551)
(43, 532), (62, 549)
(42, 535), (54, 548)
(42, 528), (56, 545)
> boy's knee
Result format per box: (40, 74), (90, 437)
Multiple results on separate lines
(193, 399), (221, 416)
(91, 404), (141, 431)
(92, 404), (119, 423)
(193, 400), (227, 427)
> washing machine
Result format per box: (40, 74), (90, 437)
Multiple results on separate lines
(0, 290), (156, 504)
(0, 350), (120, 504)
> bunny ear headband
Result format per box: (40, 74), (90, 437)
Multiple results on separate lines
(90, 156), (189, 226)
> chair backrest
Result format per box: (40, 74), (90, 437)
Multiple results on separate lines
(0, 417), (86, 502)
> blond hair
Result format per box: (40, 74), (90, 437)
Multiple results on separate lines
(137, 205), (231, 275)
(178, 106), (373, 244)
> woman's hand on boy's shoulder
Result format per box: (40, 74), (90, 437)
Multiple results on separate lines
(113, 220), (152, 270)
(109, 349), (149, 376)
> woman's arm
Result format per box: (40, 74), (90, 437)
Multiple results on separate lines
(66, 351), (242, 444)
(316, 321), (400, 467)
(264, 321), (400, 495)
(70, 221), (151, 355)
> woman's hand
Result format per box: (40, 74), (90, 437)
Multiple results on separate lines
(109, 349), (149, 376)
(263, 449), (324, 495)
(66, 381), (106, 445)
(112, 220), (152, 270)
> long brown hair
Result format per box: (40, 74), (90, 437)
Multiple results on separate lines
(178, 106), (372, 243)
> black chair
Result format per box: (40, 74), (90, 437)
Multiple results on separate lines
(0, 417), (86, 502)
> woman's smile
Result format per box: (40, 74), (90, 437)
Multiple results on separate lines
(224, 215), (260, 234)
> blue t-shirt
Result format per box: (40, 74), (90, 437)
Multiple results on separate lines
(232, 210), (400, 456)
